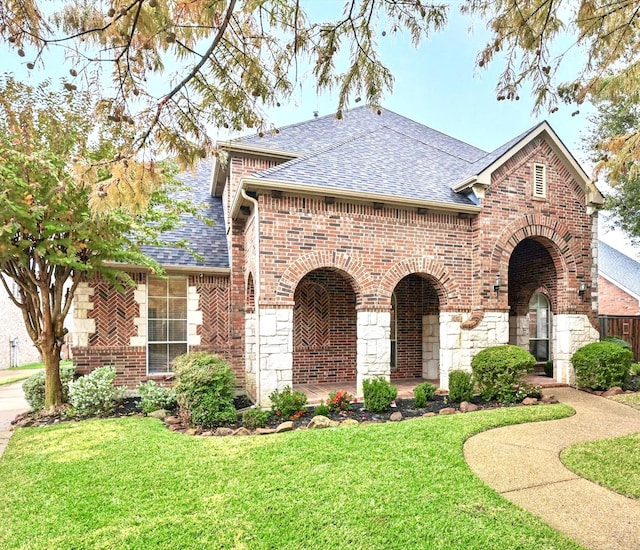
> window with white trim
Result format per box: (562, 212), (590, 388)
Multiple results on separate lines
(528, 293), (550, 362)
(533, 163), (546, 198)
(390, 292), (397, 370)
(147, 276), (188, 374)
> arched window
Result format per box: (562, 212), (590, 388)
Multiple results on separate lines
(529, 293), (550, 362)
(390, 292), (397, 369)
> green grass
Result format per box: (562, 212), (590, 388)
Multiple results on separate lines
(0, 361), (72, 386)
(610, 392), (640, 411)
(0, 405), (584, 549)
(0, 375), (32, 386)
(9, 360), (72, 371)
(561, 432), (640, 499)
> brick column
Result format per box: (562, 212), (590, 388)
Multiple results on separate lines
(356, 310), (391, 395)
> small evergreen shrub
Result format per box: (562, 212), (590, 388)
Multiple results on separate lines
(173, 352), (237, 428)
(362, 377), (397, 413)
(571, 341), (632, 390)
(602, 335), (632, 350)
(631, 363), (640, 376)
(448, 370), (474, 403)
(137, 380), (177, 413)
(269, 386), (308, 420)
(22, 364), (76, 411)
(313, 400), (330, 416)
(471, 345), (536, 404)
(413, 382), (436, 408)
(327, 390), (353, 412)
(544, 360), (554, 377)
(68, 366), (126, 416)
(242, 408), (271, 430)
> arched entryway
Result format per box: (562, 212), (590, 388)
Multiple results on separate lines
(292, 268), (357, 385)
(391, 274), (440, 380)
(508, 237), (558, 371)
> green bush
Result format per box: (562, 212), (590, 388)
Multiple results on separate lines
(448, 370), (474, 403)
(22, 364), (76, 411)
(173, 352), (237, 428)
(571, 342), (632, 390)
(631, 363), (640, 376)
(471, 345), (536, 404)
(269, 386), (308, 420)
(362, 377), (397, 413)
(413, 382), (436, 408)
(137, 380), (177, 413)
(544, 360), (554, 377)
(242, 408), (271, 430)
(68, 366), (126, 416)
(313, 400), (330, 416)
(602, 335), (632, 350)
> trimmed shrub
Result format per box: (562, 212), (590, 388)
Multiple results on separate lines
(571, 341), (632, 390)
(22, 364), (76, 411)
(448, 370), (474, 403)
(68, 366), (126, 416)
(137, 380), (177, 413)
(413, 382), (436, 408)
(313, 400), (330, 416)
(173, 352), (237, 428)
(603, 335), (632, 350)
(631, 363), (640, 376)
(269, 386), (308, 420)
(242, 408), (271, 430)
(362, 377), (397, 413)
(471, 345), (536, 404)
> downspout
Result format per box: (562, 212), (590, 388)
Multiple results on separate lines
(241, 188), (262, 406)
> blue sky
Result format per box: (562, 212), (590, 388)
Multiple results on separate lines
(2, 1), (637, 257)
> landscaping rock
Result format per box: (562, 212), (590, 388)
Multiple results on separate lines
(522, 397), (538, 405)
(201, 431), (213, 437)
(307, 415), (339, 429)
(602, 387), (624, 398)
(275, 421), (294, 433)
(233, 427), (251, 436)
(541, 394), (558, 404)
(460, 401), (479, 413)
(439, 407), (456, 415)
(214, 427), (234, 436)
(340, 418), (360, 427)
(164, 415), (181, 425)
(148, 409), (168, 419)
(389, 411), (403, 422)
(255, 427), (276, 435)
(185, 428), (197, 436)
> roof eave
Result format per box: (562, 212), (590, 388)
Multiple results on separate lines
(104, 261), (231, 276)
(230, 176), (481, 219)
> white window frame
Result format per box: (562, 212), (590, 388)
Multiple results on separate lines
(390, 292), (398, 370)
(533, 163), (547, 198)
(147, 276), (188, 375)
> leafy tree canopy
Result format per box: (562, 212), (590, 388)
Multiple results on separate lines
(2, 1), (639, 200)
(0, 75), (197, 408)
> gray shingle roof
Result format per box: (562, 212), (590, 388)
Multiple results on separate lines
(239, 107), (548, 206)
(142, 159), (229, 269)
(599, 240), (640, 298)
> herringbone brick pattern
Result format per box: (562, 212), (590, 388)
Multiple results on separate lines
(88, 279), (139, 347)
(196, 278), (229, 345)
(294, 282), (329, 349)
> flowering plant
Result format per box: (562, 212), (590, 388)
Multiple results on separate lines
(327, 390), (353, 413)
(269, 386), (308, 421)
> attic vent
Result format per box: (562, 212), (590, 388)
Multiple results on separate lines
(533, 163), (546, 198)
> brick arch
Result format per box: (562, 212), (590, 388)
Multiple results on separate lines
(275, 251), (372, 306)
(246, 273), (255, 314)
(377, 256), (455, 308)
(510, 283), (556, 316)
(490, 215), (581, 281)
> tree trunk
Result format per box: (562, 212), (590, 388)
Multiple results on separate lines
(43, 349), (63, 410)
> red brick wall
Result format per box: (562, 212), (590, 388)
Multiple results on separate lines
(393, 274), (439, 379)
(293, 269), (357, 384)
(598, 275), (640, 315)
(508, 239), (558, 314)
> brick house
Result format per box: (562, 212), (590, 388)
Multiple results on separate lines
(598, 241), (640, 316)
(73, 108), (603, 404)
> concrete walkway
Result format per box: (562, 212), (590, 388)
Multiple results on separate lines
(0, 380), (30, 457)
(464, 387), (640, 550)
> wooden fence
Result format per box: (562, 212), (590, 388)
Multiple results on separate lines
(598, 315), (640, 362)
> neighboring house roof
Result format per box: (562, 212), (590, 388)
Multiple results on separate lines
(599, 240), (640, 299)
(142, 159), (229, 270)
(221, 106), (601, 209)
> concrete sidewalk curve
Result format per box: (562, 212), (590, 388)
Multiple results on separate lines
(0, 380), (30, 458)
(464, 387), (640, 550)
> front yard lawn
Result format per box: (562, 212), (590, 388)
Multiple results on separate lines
(0, 405), (582, 550)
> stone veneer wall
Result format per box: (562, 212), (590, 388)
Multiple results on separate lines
(553, 314), (599, 384)
(258, 307), (293, 405)
(356, 310), (391, 395)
